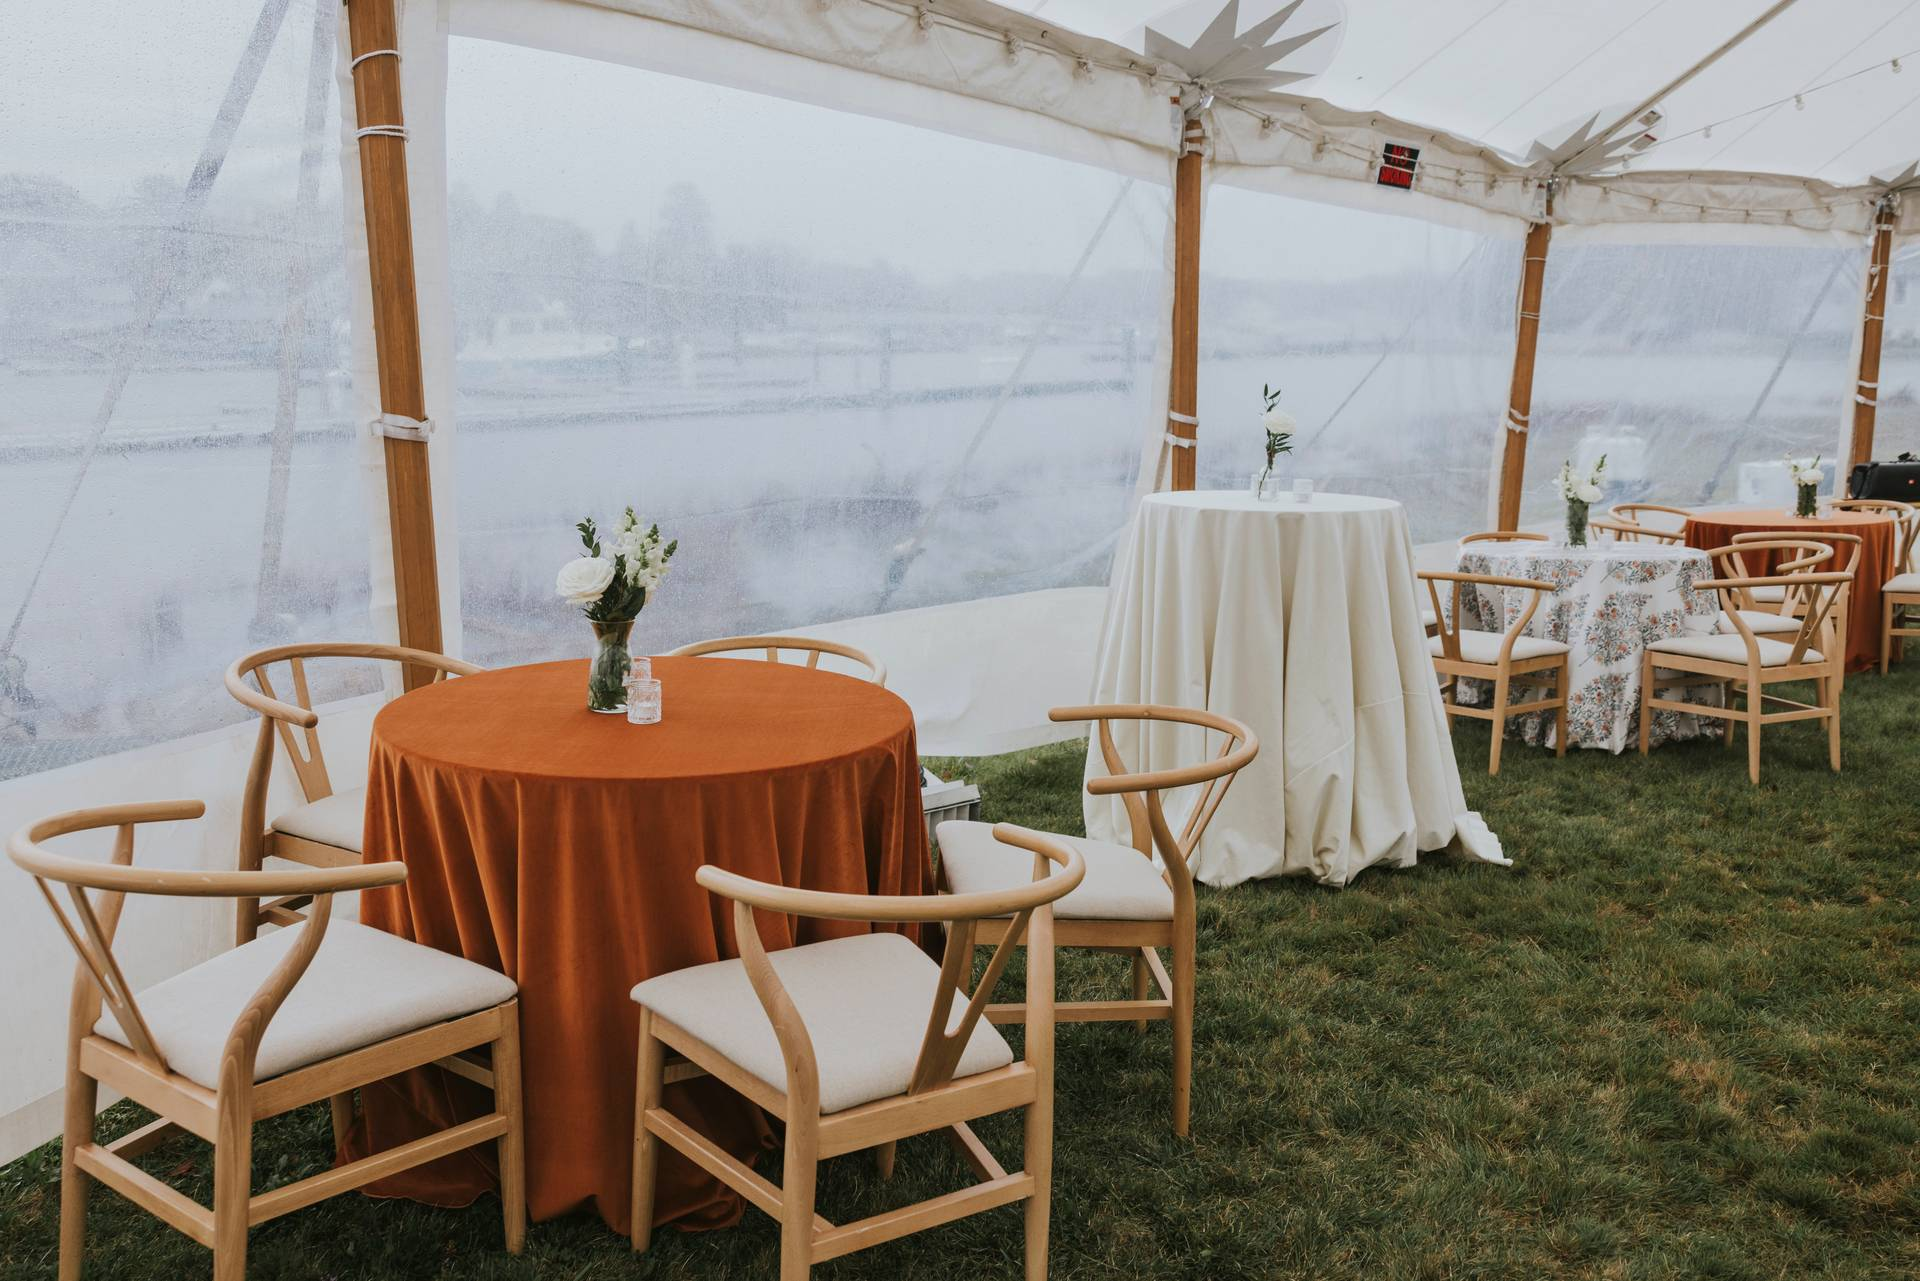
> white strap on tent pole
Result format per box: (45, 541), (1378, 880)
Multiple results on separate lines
(1558, 0), (1806, 175)
(370, 413), (433, 442)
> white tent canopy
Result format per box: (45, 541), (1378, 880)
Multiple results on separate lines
(518, 0), (1920, 240)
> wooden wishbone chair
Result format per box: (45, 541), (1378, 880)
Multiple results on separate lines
(1640, 565), (1850, 784)
(1832, 499), (1920, 671)
(1459, 530), (1548, 545)
(936, 705), (1259, 1137)
(667, 635), (887, 687)
(630, 824), (1084, 1281)
(1602, 503), (1692, 544)
(9, 802), (525, 1281)
(225, 642), (483, 944)
(1420, 570), (1571, 775)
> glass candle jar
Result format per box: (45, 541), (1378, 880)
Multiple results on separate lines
(626, 676), (662, 725)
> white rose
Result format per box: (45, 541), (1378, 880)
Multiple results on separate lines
(555, 556), (615, 605)
(1263, 407), (1296, 433)
(1577, 482), (1603, 503)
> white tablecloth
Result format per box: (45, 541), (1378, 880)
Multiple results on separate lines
(1453, 541), (1721, 753)
(1085, 491), (1505, 888)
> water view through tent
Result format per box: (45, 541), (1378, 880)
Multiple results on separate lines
(444, 37), (1170, 665)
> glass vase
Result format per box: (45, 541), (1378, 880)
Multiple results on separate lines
(1565, 499), (1589, 548)
(587, 617), (636, 713)
(1795, 484), (1818, 519)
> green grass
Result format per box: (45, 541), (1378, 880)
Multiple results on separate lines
(5, 671), (1919, 1279)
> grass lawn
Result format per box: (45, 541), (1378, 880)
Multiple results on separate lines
(3, 671), (1917, 1279)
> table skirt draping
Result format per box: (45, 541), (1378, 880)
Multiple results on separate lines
(1683, 509), (1896, 673)
(1453, 543), (1721, 753)
(1086, 492), (1505, 888)
(340, 658), (932, 1235)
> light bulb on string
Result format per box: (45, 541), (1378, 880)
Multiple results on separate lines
(1794, 94), (1805, 110)
(1894, 58), (1904, 74)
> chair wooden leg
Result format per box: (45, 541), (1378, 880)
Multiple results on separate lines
(630, 1009), (664, 1252)
(1024, 911), (1056, 1281)
(1131, 951), (1150, 1032)
(1170, 919), (1195, 1138)
(1554, 661), (1569, 758)
(1487, 673), (1510, 776)
(1883, 600), (1893, 675)
(873, 1141), (897, 1181)
(779, 1124), (819, 1281)
(1637, 653), (1652, 757)
(1746, 671), (1763, 785)
(211, 1114), (251, 1281)
(1825, 677), (1843, 771)
(327, 1093), (355, 1157)
(58, 1055), (97, 1281)
(495, 1005), (526, 1255)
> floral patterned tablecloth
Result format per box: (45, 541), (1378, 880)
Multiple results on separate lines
(1453, 542), (1723, 753)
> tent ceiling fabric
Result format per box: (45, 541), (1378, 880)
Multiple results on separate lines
(500, 0), (1917, 238)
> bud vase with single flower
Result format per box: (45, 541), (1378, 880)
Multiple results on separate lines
(1565, 499), (1589, 548)
(587, 618), (636, 713)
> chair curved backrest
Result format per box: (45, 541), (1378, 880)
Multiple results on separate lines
(1418, 569), (1556, 667)
(8, 802), (405, 1083)
(1708, 539), (1833, 616)
(668, 635), (886, 688)
(1593, 514), (1685, 545)
(1831, 498), (1918, 572)
(226, 643), (484, 809)
(1702, 571), (1851, 670)
(1459, 530), (1548, 545)
(1610, 502), (1692, 530)
(1047, 704), (1258, 906)
(693, 823), (1083, 1108)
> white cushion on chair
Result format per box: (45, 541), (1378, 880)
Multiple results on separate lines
(1746, 584), (1787, 604)
(1647, 634), (1821, 666)
(1420, 608), (1438, 629)
(1885, 572), (1920, 594)
(95, 921), (516, 1090)
(936, 820), (1174, 921)
(1714, 609), (1803, 636)
(630, 932), (1012, 1115)
(1427, 632), (1569, 664)
(270, 787), (365, 852)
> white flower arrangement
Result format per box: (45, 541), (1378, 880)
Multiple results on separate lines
(555, 507), (677, 621)
(1551, 455), (1607, 505)
(1257, 382), (1295, 492)
(1785, 453), (1824, 489)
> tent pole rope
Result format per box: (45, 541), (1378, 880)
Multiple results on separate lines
(1495, 188), (1553, 531)
(0, 0), (294, 660)
(1559, 0), (1804, 175)
(1848, 195), (1898, 470)
(872, 177), (1134, 611)
(347, 0), (444, 680)
(254, 0), (339, 634)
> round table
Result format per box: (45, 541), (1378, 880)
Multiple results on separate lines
(1453, 540), (1721, 752)
(341, 657), (931, 1234)
(1085, 490), (1504, 888)
(1682, 508), (1897, 673)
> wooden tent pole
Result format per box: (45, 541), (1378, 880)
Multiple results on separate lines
(1847, 195), (1897, 472)
(346, 0), (444, 683)
(1167, 111), (1205, 491)
(1495, 190), (1553, 530)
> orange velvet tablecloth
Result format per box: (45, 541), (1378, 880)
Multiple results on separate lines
(1682, 508), (1896, 673)
(343, 657), (931, 1234)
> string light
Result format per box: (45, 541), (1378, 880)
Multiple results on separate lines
(1893, 57), (1903, 73)
(1794, 93), (1806, 110)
